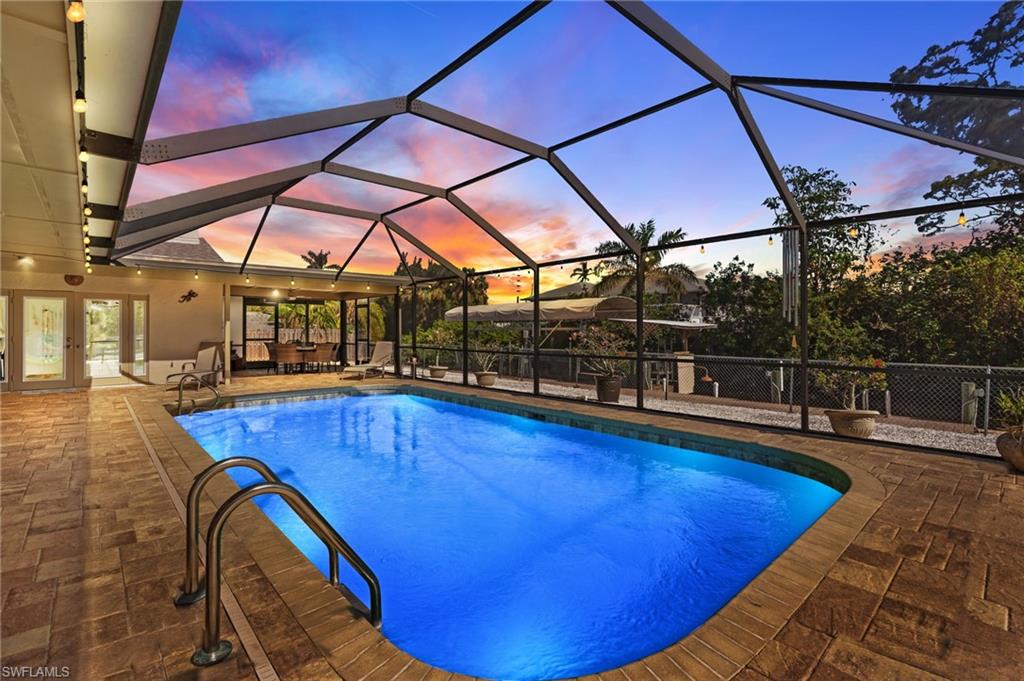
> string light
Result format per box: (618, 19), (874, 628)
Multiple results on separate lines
(83, 206), (92, 217)
(84, 246), (90, 254)
(958, 210), (967, 226)
(290, 276), (296, 285)
(80, 180), (88, 195)
(82, 235), (90, 245)
(271, 289), (280, 297)
(86, 265), (93, 274)
(81, 222), (89, 233)
(848, 226), (859, 238)
(244, 274), (250, 284)
(330, 282), (335, 288)
(136, 265), (142, 275)
(768, 235), (774, 246)
(365, 283), (371, 290)
(73, 89), (87, 113)
(66, 1), (85, 23)
(78, 146), (88, 163)
(194, 270), (199, 280)
(84, 254), (91, 262)
(699, 244), (705, 255)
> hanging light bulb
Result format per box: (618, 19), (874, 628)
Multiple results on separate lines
(66, 1), (85, 23)
(136, 265), (142, 275)
(82, 235), (90, 245)
(83, 206), (92, 217)
(80, 180), (88, 195)
(81, 222), (89, 233)
(244, 274), (250, 284)
(78, 146), (89, 163)
(86, 265), (93, 274)
(365, 283), (371, 290)
(72, 89), (87, 113)
(958, 210), (967, 226)
(330, 281), (335, 288)
(194, 270), (199, 280)
(271, 289), (280, 297)
(848, 226), (860, 239)
(768, 235), (774, 246)
(84, 246), (90, 254)
(699, 244), (705, 255)
(84, 253), (91, 261)
(290, 276), (296, 285)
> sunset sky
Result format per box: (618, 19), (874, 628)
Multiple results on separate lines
(130, 1), (1008, 301)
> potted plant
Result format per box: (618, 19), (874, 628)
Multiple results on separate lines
(571, 325), (632, 403)
(419, 322), (457, 379)
(816, 357), (887, 439)
(471, 349), (499, 387)
(995, 387), (1024, 472)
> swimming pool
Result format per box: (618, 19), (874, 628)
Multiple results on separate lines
(177, 389), (841, 680)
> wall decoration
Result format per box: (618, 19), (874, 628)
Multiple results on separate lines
(179, 289), (199, 303)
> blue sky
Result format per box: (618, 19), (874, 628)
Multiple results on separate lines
(134, 1), (1010, 294)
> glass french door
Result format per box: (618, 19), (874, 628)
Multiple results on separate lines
(82, 298), (122, 382)
(13, 292), (75, 390)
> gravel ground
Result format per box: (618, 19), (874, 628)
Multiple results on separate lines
(423, 373), (1000, 457)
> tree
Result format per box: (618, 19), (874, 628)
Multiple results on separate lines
(764, 166), (883, 296)
(890, 1), (1023, 236)
(593, 220), (697, 297)
(300, 249), (340, 269)
(570, 261), (599, 296)
(698, 257), (793, 358)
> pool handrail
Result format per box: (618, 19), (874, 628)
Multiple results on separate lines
(175, 371), (221, 415)
(175, 457), (367, 611)
(192, 480), (383, 666)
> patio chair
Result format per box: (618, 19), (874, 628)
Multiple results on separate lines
(312, 343), (339, 372)
(341, 341), (393, 379)
(264, 341), (278, 374)
(274, 343), (303, 374)
(165, 344), (222, 390)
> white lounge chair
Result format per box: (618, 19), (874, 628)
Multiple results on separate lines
(342, 341), (393, 379)
(166, 344), (222, 389)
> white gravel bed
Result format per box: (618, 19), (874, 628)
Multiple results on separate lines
(418, 373), (1000, 457)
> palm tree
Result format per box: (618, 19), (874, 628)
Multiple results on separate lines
(300, 249), (340, 270)
(570, 261), (601, 297)
(593, 219), (697, 297)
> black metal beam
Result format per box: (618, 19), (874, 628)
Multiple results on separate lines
(238, 205), (273, 273)
(406, 1), (550, 101)
(81, 129), (137, 161)
(551, 83), (717, 152)
(110, 1), (182, 246)
(732, 75), (1024, 100)
(532, 268), (540, 395)
(385, 225), (415, 283)
(335, 221), (379, 280)
(807, 192), (1024, 229)
(635, 253), (645, 409)
(321, 117), (392, 166)
(85, 203), (123, 221)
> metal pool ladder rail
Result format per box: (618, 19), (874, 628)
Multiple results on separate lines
(176, 457), (382, 667)
(175, 371), (221, 415)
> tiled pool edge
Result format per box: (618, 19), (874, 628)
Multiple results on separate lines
(136, 379), (886, 681)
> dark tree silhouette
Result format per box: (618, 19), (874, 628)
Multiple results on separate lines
(890, 1), (1023, 236)
(300, 249), (340, 269)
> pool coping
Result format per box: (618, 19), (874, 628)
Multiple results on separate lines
(130, 378), (887, 681)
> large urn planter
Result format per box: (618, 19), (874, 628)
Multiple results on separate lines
(996, 430), (1024, 472)
(824, 409), (880, 439)
(596, 376), (622, 403)
(428, 366), (448, 379)
(474, 371), (498, 387)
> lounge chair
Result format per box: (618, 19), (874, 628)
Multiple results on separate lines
(166, 344), (222, 390)
(342, 341), (393, 379)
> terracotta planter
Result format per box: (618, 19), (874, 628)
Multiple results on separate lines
(474, 371), (497, 387)
(428, 366), (448, 379)
(996, 430), (1024, 472)
(596, 376), (622, 403)
(824, 409), (879, 439)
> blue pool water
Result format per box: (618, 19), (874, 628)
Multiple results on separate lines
(177, 392), (840, 680)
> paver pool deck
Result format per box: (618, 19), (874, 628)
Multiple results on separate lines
(2, 373), (1022, 680)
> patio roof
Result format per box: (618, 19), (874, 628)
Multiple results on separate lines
(72, 1), (1021, 284)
